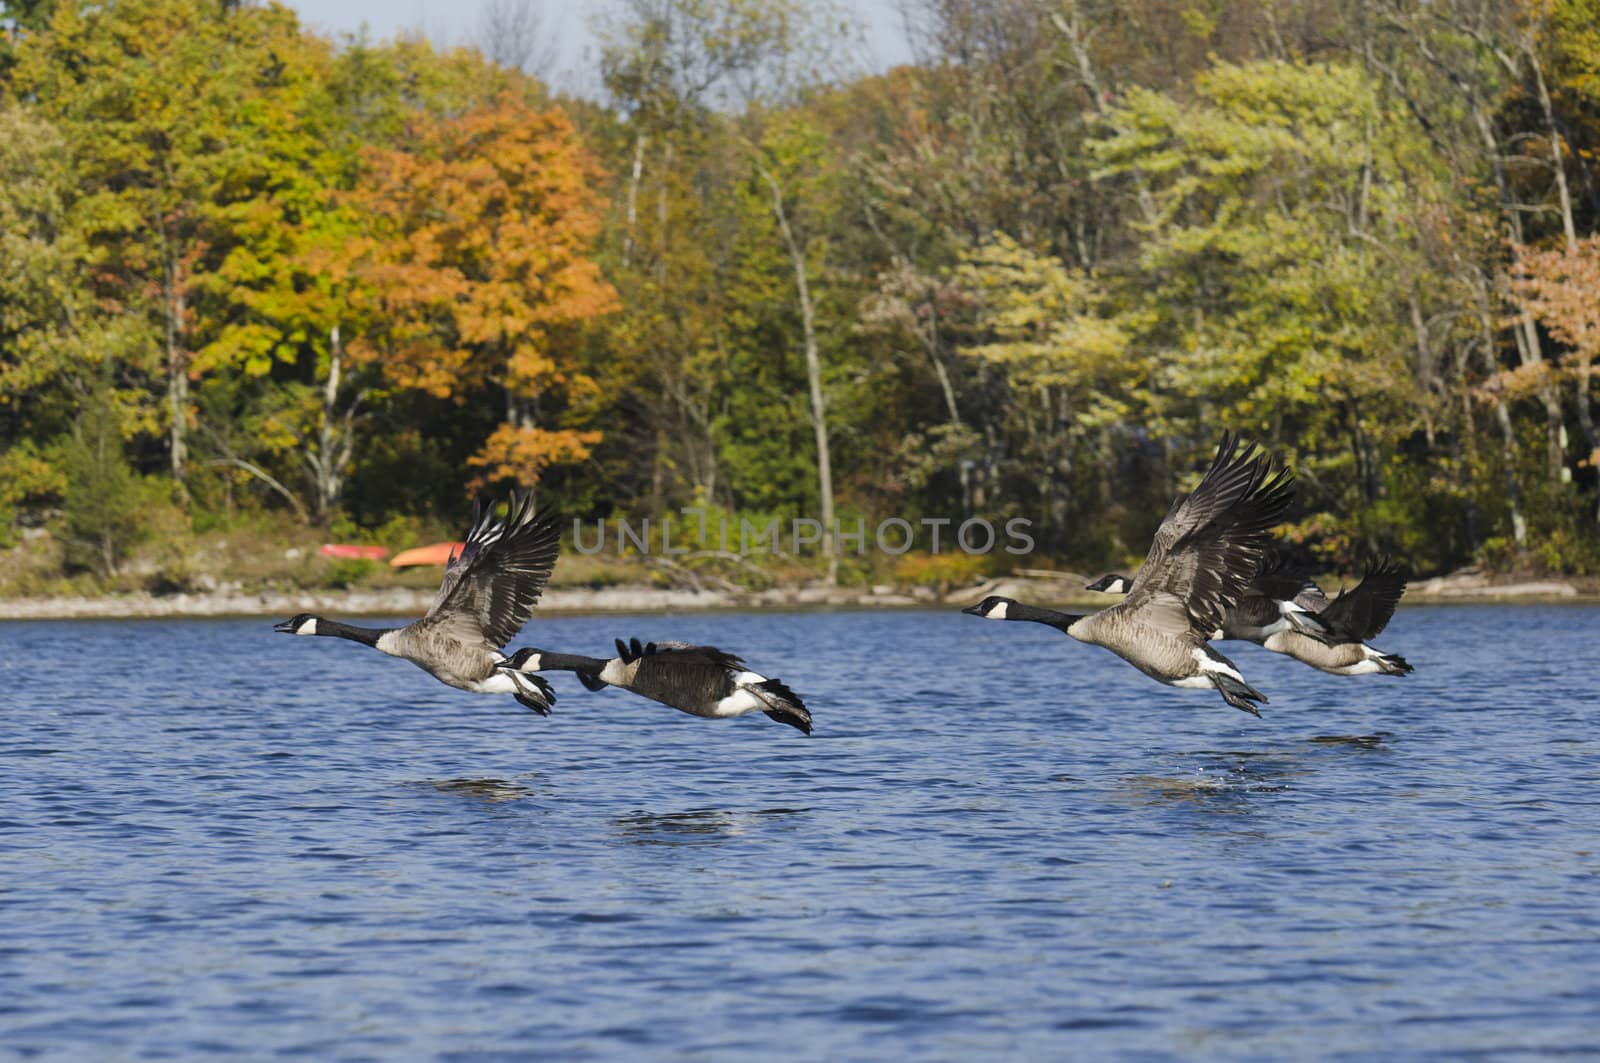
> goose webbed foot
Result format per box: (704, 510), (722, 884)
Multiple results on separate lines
(1210, 672), (1267, 717)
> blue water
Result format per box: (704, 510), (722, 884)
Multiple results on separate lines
(2, 606), (1597, 1060)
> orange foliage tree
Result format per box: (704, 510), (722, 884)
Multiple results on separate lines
(347, 93), (617, 489)
(1512, 237), (1600, 475)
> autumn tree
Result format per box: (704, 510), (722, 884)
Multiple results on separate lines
(1514, 237), (1600, 519)
(349, 93), (617, 491)
(11, 0), (317, 479)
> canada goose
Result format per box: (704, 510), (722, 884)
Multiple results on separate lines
(963, 432), (1294, 715)
(1090, 555), (1412, 676)
(1256, 557), (1413, 675)
(500, 637), (812, 733)
(274, 490), (561, 714)
(1087, 549), (1330, 643)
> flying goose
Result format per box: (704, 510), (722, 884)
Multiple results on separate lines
(500, 637), (812, 733)
(1089, 555), (1412, 676)
(1255, 557), (1412, 675)
(1087, 549), (1330, 643)
(963, 432), (1294, 715)
(274, 490), (561, 714)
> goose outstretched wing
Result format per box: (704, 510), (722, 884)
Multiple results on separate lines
(423, 490), (561, 648)
(613, 637), (746, 708)
(1114, 432), (1295, 640)
(1314, 556), (1407, 641)
(1250, 548), (1328, 610)
(615, 637), (746, 672)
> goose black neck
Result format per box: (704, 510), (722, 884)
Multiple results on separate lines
(536, 652), (610, 673)
(1008, 603), (1084, 632)
(315, 619), (390, 647)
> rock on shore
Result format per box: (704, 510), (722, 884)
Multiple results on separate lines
(0, 582), (938, 620)
(0, 565), (1589, 620)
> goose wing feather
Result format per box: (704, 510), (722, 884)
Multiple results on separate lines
(421, 490), (561, 649)
(1113, 432), (1295, 641)
(1248, 548), (1330, 615)
(638, 640), (747, 673)
(625, 641), (746, 708)
(1314, 556), (1407, 640)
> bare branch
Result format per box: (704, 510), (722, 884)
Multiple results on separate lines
(204, 458), (311, 525)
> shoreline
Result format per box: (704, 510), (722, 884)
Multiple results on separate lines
(0, 570), (1592, 620)
(0, 583), (938, 620)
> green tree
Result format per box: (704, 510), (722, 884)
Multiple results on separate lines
(1091, 60), (1452, 555)
(60, 386), (140, 578)
(12, 0), (317, 478)
(0, 103), (149, 524)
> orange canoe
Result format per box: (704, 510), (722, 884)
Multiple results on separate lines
(319, 543), (389, 560)
(389, 541), (466, 567)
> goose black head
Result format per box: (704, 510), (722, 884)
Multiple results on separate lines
(961, 595), (1015, 620)
(500, 647), (544, 671)
(1085, 574), (1132, 594)
(274, 613), (320, 635)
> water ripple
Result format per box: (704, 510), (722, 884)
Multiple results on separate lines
(1, 606), (1597, 1058)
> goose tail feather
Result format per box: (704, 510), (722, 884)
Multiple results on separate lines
(1377, 653), (1413, 676)
(511, 672), (556, 716)
(750, 678), (812, 734)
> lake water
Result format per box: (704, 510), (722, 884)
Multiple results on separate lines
(2, 606), (1597, 1059)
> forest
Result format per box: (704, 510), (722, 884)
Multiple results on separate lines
(2, 0), (1599, 596)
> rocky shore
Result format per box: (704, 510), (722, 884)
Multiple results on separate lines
(0, 582), (940, 620)
(0, 566), (1590, 621)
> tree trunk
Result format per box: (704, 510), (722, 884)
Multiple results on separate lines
(758, 161), (835, 585)
(302, 326), (361, 524)
(1476, 298), (1527, 547)
(166, 283), (188, 478)
(1408, 292), (1438, 447)
(1469, 103), (1566, 480)
(1525, 41), (1579, 253)
(316, 326), (347, 519)
(923, 288), (961, 426)
(1456, 391), (1481, 553)
(1049, 1), (1160, 231)
(622, 131), (646, 268)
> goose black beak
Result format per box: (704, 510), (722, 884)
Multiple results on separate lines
(272, 619), (296, 633)
(960, 603), (984, 616)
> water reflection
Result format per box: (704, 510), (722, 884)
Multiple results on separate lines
(1307, 733), (1391, 749)
(428, 777), (536, 803)
(614, 807), (807, 846)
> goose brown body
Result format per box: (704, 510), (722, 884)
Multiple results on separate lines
(1089, 554), (1412, 677)
(274, 489), (562, 714)
(965, 432), (1295, 715)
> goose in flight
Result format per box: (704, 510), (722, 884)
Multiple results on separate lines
(1254, 556), (1412, 675)
(500, 637), (812, 733)
(963, 432), (1294, 715)
(275, 490), (561, 714)
(1088, 554), (1412, 675)
(1087, 549), (1330, 643)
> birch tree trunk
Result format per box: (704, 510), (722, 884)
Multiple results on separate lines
(757, 160), (836, 586)
(303, 325), (363, 523)
(165, 269), (188, 478)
